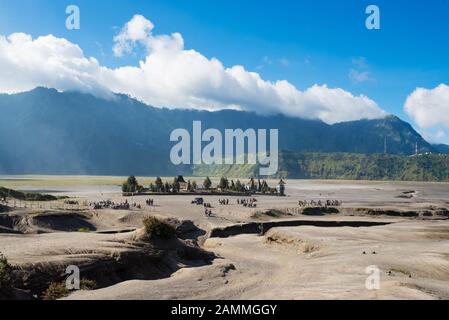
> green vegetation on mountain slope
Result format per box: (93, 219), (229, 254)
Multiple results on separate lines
(193, 152), (449, 181)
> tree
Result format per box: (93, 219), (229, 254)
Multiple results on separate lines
(249, 178), (256, 192)
(122, 176), (141, 193)
(235, 179), (243, 192)
(219, 177), (229, 190)
(187, 180), (192, 191)
(155, 177), (163, 192)
(231, 180), (236, 191)
(172, 177), (180, 193)
(203, 177), (212, 190)
(261, 180), (269, 193)
(192, 181), (198, 190)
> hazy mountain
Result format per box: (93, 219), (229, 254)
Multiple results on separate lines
(0, 87), (436, 175)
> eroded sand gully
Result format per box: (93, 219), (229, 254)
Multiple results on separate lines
(1, 179), (449, 300)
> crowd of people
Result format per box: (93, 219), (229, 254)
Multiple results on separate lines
(203, 202), (213, 217)
(89, 200), (138, 210)
(238, 198), (257, 208)
(64, 200), (79, 205)
(298, 200), (343, 207)
(218, 199), (230, 205)
(204, 208), (213, 217)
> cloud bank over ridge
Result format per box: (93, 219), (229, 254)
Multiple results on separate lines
(0, 15), (387, 124)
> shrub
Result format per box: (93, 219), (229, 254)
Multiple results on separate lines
(322, 207), (340, 214)
(0, 253), (12, 289)
(302, 207), (339, 216)
(80, 279), (97, 290)
(366, 209), (418, 217)
(143, 216), (176, 240)
(252, 209), (285, 219)
(41, 278), (97, 300)
(42, 282), (70, 300)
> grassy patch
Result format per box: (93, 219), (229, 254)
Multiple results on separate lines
(0, 187), (57, 201)
(143, 216), (176, 240)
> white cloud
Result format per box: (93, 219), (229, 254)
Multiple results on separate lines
(352, 57), (368, 69)
(417, 128), (447, 144)
(348, 57), (373, 84)
(258, 56), (290, 69)
(279, 58), (290, 67)
(113, 15), (155, 56)
(405, 84), (449, 128)
(0, 33), (112, 98)
(349, 69), (372, 84)
(0, 15), (387, 124)
(427, 130), (447, 143)
(405, 84), (449, 144)
(263, 56), (273, 64)
(112, 15), (183, 57)
(435, 130), (446, 140)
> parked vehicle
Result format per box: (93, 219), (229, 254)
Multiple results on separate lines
(191, 197), (204, 205)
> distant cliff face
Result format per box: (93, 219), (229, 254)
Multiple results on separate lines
(0, 88), (436, 175)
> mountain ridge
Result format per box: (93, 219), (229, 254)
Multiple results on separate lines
(0, 87), (439, 176)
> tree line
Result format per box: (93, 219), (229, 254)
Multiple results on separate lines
(122, 176), (278, 194)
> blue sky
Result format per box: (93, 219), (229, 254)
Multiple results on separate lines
(1, 0), (449, 141)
